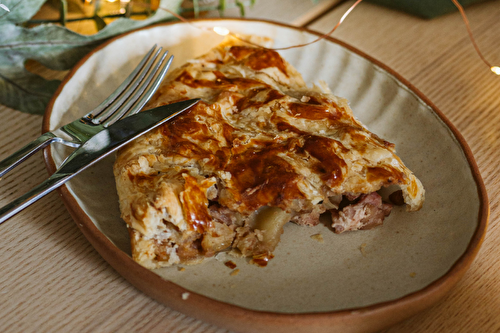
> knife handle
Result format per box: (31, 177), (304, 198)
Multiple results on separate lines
(0, 173), (69, 224)
(0, 132), (57, 179)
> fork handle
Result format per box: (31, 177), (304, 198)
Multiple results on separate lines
(0, 173), (69, 224)
(0, 132), (56, 178)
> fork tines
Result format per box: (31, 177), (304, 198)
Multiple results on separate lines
(88, 45), (173, 127)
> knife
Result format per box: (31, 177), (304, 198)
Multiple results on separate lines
(0, 98), (199, 225)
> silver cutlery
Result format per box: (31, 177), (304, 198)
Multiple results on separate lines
(0, 44), (172, 178)
(0, 99), (200, 224)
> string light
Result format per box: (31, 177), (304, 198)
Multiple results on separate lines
(137, 0), (498, 75)
(450, 0), (499, 75)
(153, 0), (362, 51)
(0, 3), (10, 12)
(251, 0), (363, 51)
(213, 26), (230, 36)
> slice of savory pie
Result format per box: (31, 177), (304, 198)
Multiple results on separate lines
(114, 36), (424, 269)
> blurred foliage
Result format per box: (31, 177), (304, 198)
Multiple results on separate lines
(0, 0), (254, 114)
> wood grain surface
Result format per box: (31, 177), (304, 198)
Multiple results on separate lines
(310, 1), (500, 332)
(1, 0), (499, 332)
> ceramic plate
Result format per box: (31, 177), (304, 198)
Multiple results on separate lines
(43, 19), (488, 333)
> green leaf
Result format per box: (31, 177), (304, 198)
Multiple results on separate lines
(193, 0), (200, 18)
(59, 0), (67, 26)
(93, 14), (107, 31)
(0, 0), (182, 114)
(219, 0), (226, 17)
(0, 65), (61, 115)
(0, 0), (46, 24)
(235, 0), (245, 16)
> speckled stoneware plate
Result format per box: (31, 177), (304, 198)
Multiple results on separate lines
(43, 19), (488, 333)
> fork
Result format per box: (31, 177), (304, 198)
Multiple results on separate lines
(0, 45), (173, 179)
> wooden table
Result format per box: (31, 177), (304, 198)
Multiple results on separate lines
(1, 0), (499, 332)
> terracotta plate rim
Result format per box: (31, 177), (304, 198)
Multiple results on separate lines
(42, 18), (489, 332)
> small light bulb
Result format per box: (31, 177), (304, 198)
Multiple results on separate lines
(213, 26), (229, 36)
(491, 66), (500, 75)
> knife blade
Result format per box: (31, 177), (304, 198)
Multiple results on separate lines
(0, 98), (200, 225)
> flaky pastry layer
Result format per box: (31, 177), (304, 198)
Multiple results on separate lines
(114, 36), (424, 269)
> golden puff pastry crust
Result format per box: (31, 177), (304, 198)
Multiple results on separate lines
(114, 36), (424, 269)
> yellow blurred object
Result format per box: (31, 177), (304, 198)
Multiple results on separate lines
(150, 0), (159, 10)
(213, 26), (229, 36)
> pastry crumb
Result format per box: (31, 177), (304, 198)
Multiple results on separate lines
(224, 260), (237, 269)
(230, 269), (240, 276)
(181, 292), (190, 300)
(410, 272), (417, 278)
(359, 243), (367, 257)
(178, 267), (186, 272)
(310, 233), (324, 243)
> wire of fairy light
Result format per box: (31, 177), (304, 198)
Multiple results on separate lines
(450, 0), (499, 75)
(156, 0), (499, 76)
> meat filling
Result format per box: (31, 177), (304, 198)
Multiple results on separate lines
(114, 36), (424, 269)
(153, 192), (393, 264)
(330, 192), (393, 234)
